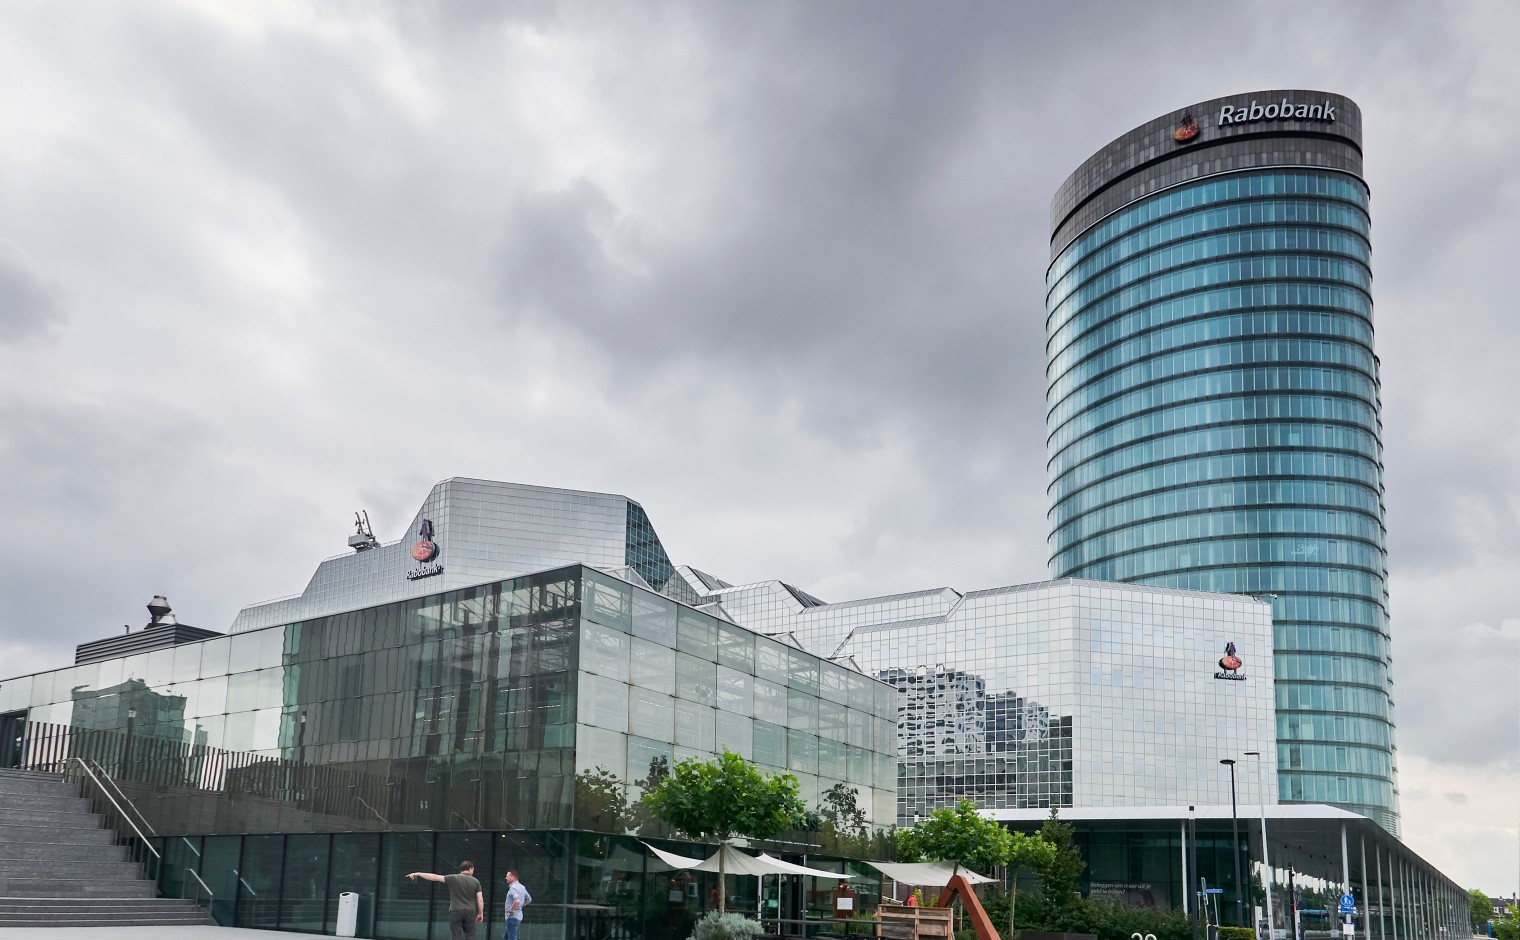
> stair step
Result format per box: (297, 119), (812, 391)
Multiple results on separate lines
(0, 778), (74, 797)
(0, 842), (129, 862)
(0, 792), (89, 811)
(0, 898), (205, 913)
(0, 807), (105, 827)
(0, 915), (214, 926)
(0, 823), (115, 843)
(0, 879), (156, 897)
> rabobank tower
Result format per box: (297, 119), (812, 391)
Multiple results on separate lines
(1045, 91), (1399, 832)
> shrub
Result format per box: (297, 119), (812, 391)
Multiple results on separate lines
(690, 911), (764, 940)
(1218, 928), (1256, 940)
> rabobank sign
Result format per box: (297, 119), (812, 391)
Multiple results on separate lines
(1218, 97), (1337, 125)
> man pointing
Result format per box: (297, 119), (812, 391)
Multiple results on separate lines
(407, 860), (484, 940)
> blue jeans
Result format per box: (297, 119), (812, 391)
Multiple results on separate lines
(502, 916), (521, 940)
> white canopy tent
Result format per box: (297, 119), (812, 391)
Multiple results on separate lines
(642, 842), (855, 879)
(867, 861), (995, 886)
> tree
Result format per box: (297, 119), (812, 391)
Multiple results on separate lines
(895, 798), (1015, 876)
(1005, 830), (1057, 939)
(820, 783), (868, 837)
(1470, 890), (1494, 932)
(574, 766), (632, 833)
(1037, 808), (1085, 909)
(641, 749), (808, 914)
(1494, 906), (1520, 940)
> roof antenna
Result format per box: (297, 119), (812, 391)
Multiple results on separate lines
(348, 511), (379, 552)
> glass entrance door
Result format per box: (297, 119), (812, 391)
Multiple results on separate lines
(0, 711), (26, 768)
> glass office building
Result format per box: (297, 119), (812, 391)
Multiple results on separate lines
(1044, 91), (1397, 832)
(665, 571), (1276, 823)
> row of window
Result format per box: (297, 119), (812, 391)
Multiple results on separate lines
(1067, 535), (1384, 586)
(1274, 650), (1388, 687)
(1049, 249), (1371, 342)
(1125, 566), (1387, 605)
(1274, 618), (1389, 654)
(1050, 479), (1383, 551)
(1050, 331), (1378, 411)
(1050, 419), (1383, 500)
(1051, 450), (1383, 522)
(1050, 170), (1369, 284)
(1048, 278), (1371, 379)
(1049, 305), (1374, 402)
(1276, 681), (1391, 718)
(1050, 392), (1379, 480)
(1051, 368), (1386, 462)
(1048, 197), (1370, 302)
(1049, 225), (1371, 328)
(1279, 768), (1392, 807)
(1051, 507), (1386, 571)
(1277, 711), (1393, 748)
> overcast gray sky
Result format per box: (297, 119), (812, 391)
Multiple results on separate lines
(0, 0), (1515, 894)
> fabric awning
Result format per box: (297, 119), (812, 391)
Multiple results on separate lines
(867, 861), (995, 886)
(642, 843), (854, 879)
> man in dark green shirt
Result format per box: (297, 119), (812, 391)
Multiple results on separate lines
(407, 860), (484, 940)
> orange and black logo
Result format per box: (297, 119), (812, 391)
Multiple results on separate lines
(411, 519), (438, 562)
(1174, 112), (1199, 144)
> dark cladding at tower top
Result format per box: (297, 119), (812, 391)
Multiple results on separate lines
(1043, 91), (1399, 833)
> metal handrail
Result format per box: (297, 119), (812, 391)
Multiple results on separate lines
(83, 756), (157, 836)
(65, 757), (161, 861)
(354, 793), (389, 825)
(180, 836), (202, 859)
(182, 867), (214, 904)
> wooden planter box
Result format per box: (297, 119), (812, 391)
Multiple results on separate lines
(878, 905), (955, 940)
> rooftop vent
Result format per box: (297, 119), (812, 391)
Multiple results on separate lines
(76, 595), (223, 665)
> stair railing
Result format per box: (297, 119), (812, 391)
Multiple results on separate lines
(63, 755), (163, 887)
(181, 866), (216, 921)
(82, 756), (157, 835)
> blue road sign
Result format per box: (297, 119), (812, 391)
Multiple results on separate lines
(1339, 895), (1356, 909)
(1206, 888), (1225, 894)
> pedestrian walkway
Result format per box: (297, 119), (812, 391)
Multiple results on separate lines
(0, 928), (330, 940)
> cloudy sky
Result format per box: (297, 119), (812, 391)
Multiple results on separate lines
(1, 0), (1515, 894)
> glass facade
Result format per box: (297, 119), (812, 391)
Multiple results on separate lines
(1046, 99), (1397, 834)
(669, 573), (1275, 823)
(0, 564), (898, 838)
(154, 829), (875, 940)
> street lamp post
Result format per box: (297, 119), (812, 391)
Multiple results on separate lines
(1190, 805), (1200, 940)
(1221, 758), (1245, 927)
(1246, 750), (1275, 939)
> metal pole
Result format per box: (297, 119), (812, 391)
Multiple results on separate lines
(1182, 819), (1190, 917)
(1190, 806), (1200, 940)
(1247, 750), (1275, 938)
(1222, 759), (1244, 926)
(1375, 844), (1385, 940)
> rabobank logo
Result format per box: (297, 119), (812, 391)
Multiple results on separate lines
(1219, 97), (1337, 126)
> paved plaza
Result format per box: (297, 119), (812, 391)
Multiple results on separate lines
(0, 928), (331, 940)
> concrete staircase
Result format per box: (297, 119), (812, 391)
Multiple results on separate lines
(0, 767), (214, 927)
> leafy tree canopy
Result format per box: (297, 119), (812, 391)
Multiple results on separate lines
(1470, 890), (1494, 931)
(895, 798), (1015, 875)
(820, 783), (869, 839)
(640, 749), (807, 844)
(1037, 808), (1086, 908)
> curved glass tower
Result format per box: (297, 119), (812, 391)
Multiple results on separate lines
(1045, 91), (1398, 833)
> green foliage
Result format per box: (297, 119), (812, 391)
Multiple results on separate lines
(1495, 907), (1520, 940)
(986, 890), (1191, 940)
(1037, 808), (1086, 909)
(1218, 927), (1257, 940)
(689, 911), (764, 940)
(1008, 829), (1057, 874)
(574, 766), (632, 833)
(641, 749), (807, 843)
(1470, 889), (1494, 931)
(895, 799), (1016, 875)
(820, 783), (869, 838)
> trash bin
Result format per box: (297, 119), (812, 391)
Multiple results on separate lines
(336, 892), (360, 938)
